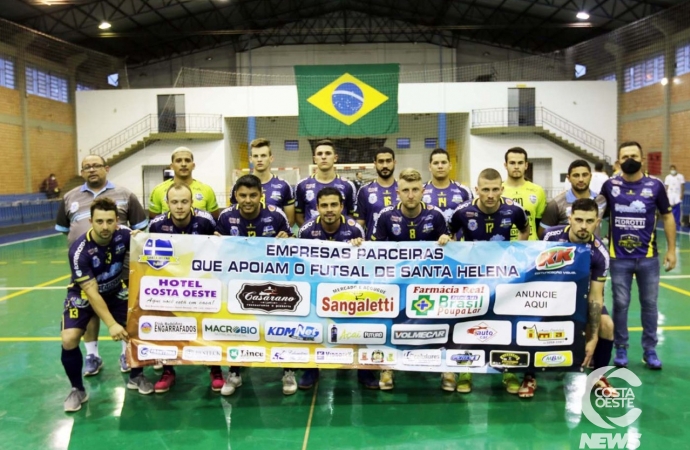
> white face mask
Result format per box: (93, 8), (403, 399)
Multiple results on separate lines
(671, 170), (677, 176)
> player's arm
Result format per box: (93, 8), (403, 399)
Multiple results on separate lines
(356, 188), (368, 229)
(582, 279), (604, 368)
(127, 192), (150, 230)
(538, 200), (559, 239)
(275, 207), (293, 238)
(515, 207), (530, 241)
(294, 182), (305, 227)
(434, 210), (451, 246)
(205, 188), (221, 219)
(661, 212), (677, 271)
(148, 186), (163, 219)
(370, 212), (388, 241)
(79, 279), (128, 341)
(534, 188), (547, 233)
(283, 203), (295, 227)
(347, 181), (358, 218)
(55, 197), (70, 233)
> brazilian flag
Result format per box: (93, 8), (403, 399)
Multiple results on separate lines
(294, 64), (399, 136)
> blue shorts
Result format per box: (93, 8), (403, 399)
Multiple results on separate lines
(61, 295), (127, 331)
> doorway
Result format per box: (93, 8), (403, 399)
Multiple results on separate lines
(142, 165), (170, 208)
(508, 88), (535, 126)
(157, 94), (186, 133)
(527, 158), (552, 190)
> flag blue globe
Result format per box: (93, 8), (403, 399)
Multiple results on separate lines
(332, 82), (364, 116)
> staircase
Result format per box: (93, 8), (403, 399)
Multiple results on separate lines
(471, 108), (610, 167)
(89, 114), (224, 166)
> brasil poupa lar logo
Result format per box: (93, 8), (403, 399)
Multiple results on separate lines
(308, 73), (389, 126)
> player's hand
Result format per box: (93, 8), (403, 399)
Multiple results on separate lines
(664, 251), (677, 272)
(582, 336), (598, 368)
(437, 234), (451, 246)
(214, 231), (222, 237)
(276, 231), (289, 238)
(349, 237), (363, 247)
(108, 323), (129, 342)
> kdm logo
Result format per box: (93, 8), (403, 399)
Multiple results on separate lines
(536, 246), (576, 270)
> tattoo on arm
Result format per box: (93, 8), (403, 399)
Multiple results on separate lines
(588, 300), (601, 337)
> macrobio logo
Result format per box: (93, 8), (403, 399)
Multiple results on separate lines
(536, 246), (576, 271)
(580, 366), (642, 449)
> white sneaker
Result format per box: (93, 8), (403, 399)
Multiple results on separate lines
(441, 372), (457, 392)
(221, 372), (242, 396)
(282, 370), (297, 395)
(153, 360), (164, 371)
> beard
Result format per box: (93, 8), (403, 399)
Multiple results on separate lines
(377, 168), (393, 180)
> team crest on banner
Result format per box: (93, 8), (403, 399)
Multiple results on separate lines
(138, 238), (179, 270)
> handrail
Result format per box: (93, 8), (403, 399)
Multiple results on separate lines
(89, 114), (223, 161)
(471, 107), (606, 160)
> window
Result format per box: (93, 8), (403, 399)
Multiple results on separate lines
(575, 64), (587, 78)
(76, 83), (93, 91)
(599, 73), (616, 81)
(25, 66), (69, 102)
(676, 43), (690, 76)
(0, 56), (15, 89)
(107, 73), (118, 87)
(623, 55), (664, 92)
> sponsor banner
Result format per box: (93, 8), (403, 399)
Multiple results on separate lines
(391, 324), (450, 346)
(534, 351), (573, 368)
(201, 319), (260, 341)
(128, 235), (590, 372)
(316, 283), (399, 318)
(138, 344), (179, 361)
(182, 346), (223, 362)
(315, 348), (354, 364)
(406, 284), (490, 319)
(264, 321), (323, 343)
(327, 323), (387, 345)
(270, 347), (310, 363)
(138, 315), (197, 341)
(452, 320), (512, 345)
(516, 321), (574, 347)
(445, 350), (485, 368)
(494, 281), (577, 316)
(228, 280), (311, 316)
(139, 276), (222, 312)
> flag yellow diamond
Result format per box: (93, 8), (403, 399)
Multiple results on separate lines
(307, 73), (389, 126)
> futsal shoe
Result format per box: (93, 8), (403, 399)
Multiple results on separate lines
(456, 373), (472, 394)
(64, 388), (88, 412)
(441, 372), (457, 392)
(518, 375), (537, 398)
(503, 373), (520, 394)
(379, 370), (394, 390)
(593, 376), (619, 398)
(643, 350), (662, 370)
(282, 370), (297, 395)
(83, 355), (103, 377)
(221, 372), (242, 396)
(358, 370), (379, 389)
(613, 347), (628, 368)
(298, 369), (319, 390)
(210, 368), (225, 392)
(154, 370), (176, 393)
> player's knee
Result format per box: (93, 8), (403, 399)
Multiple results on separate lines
(61, 329), (83, 350)
(83, 315), (100, 341)
(599, 314), (614, 340)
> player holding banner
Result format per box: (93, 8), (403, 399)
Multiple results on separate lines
(295, 187), (379, 390)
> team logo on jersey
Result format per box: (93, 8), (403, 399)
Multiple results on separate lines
(640, 188), (653, 198)
(271, 191), (282, 200)
(368, 193), (377, 204)
(423, 195), (431, 203)
(139, 238), (179, 270)
(92, 256), (101, 268)
(423, 223), (434, 233)
(347, 218), (356, 226)
(263, 225), (275, 236)
(468, 219), (478, 231)
(611, 186), (620, 197)
(230, 226), (239, 236)
(500, 218), (512, 228)
(529, 194), (537, 204)
(452, 195), (463, 203)
(70, 202), (79, 213)
(392, 224), (401, 235)
(306, 190), (315, 201)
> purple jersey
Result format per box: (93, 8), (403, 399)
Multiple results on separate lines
(372, 203), (449, 242)
(357, 180), (398, 239)
(230, 175), (294, 210)
(216, 204), (292, 237)
(450, 198), (528, 242)
(422, 180), (473, 222)
(149, 209), (216, 235)
(67, 227), (130, 299)
(295, 175), (357, 222)
(298, 215), (364, 242)
(544, 225), (609, 282)
(600, 176), (672, 259)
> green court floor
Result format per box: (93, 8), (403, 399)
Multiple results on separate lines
(1, 233), (689, 450)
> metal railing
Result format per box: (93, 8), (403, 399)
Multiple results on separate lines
(471, 107), (606, 160)
(89, 114), (223, 161)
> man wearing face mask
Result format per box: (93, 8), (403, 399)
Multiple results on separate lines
(600, 142), (676, 370)
(664, 165), (685, 230)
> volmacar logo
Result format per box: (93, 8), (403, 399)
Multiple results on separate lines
(536, 246), (576, 270)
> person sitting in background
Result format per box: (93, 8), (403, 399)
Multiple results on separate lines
(41, 173), (60, 199)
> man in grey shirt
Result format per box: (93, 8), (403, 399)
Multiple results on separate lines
(56, 154), (148, 376)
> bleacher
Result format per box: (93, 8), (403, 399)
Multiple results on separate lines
(0, 193), (60, 229)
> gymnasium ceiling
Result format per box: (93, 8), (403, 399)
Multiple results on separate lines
(0, 0), (681, 67)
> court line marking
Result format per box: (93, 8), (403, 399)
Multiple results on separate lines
(0, 274), (71, 302)
(659, 275), (690, 279)
(0, 232), (60, 247)
(302, 380), (319, 450)
(0, 286), (66, 291)
(659, 282), (690, 298)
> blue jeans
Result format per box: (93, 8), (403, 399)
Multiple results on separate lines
(610, 257), (660, 351)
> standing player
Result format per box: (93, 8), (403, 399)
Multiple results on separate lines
(56, 154), (149, 377)
(665, 164), (685, 230)
(372, 168), (451, 390)
(147, 183), (218, 393)
(61, 198), (153, 412)
(600, 142), (676, 370)
(356, 147), (398, 239)
(215, 174), (294, 395)
(230, 138), (295, 225)
(502, 147), (547, 240)
(149, 147), (220, 219)
(423, 148), (473, 223)
(544, 198), (617, 397)
(448, 168), (529, 394)
(296, 188), (379, 390)
(294, 139), (356, 226)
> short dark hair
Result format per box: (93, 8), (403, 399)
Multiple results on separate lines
(317, 187), (344, 204)
(429, 148), (449, 163)
(375, 146), (395, 161)
(314, 139), (336, 154)
(504, 147), (528, 162)
(571, 198), (598, 215)
(234, 174), (262, 192)
(594, 162), (604, 171)
(90, 197), (117, 217)
(478, 168), (502, 183)
(618, 141), (643, 158)
(166, 182), (193, 201)
(568, 159), (591, 175)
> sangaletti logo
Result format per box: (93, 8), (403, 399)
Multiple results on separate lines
(236, 283), (303, 313)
